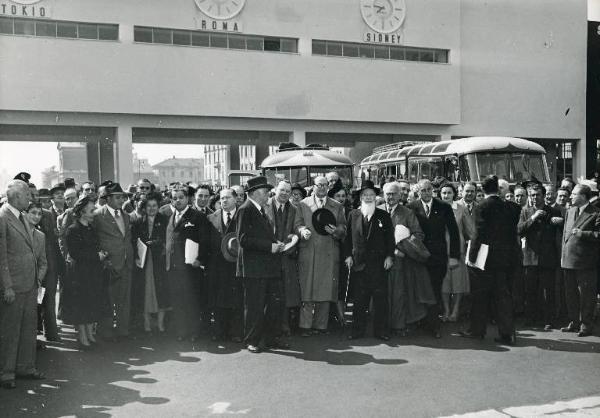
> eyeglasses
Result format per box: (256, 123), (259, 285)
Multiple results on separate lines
(139, 186), (150, 190)
(83, 188), (93, 191)
(315, 184), (328, 188)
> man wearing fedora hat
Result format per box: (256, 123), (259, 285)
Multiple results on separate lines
(49, 184), (66, 219)
(93, 182), (134, 341)
(236, 176), (287, 353)
(206, 188), (243, 342)
(344, 180), (395, 340)
(294, 176), (346, 336)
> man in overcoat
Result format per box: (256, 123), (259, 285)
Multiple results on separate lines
(294, 176), (346, 336)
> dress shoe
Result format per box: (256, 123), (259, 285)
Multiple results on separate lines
(300, 330), (312, 338)
(376, 334), (390, 341)
(494, 335), (515, 346)
(77, 342), (92, 351)
(561, 322), (579, 333)
(458, 331), (484, 340)
(18, 371), (45, 380)
(1, 380), (16, 389)
(578, 329), (593, 337)
(46, 335), (61, 342)
(231, 337), (243, 343)
(266, 340), (290, 350)
(543, 324), (553, 331)
(433, 331), (442, 339)
(347, 334), (364, 340)
(246, 344), (261, 353)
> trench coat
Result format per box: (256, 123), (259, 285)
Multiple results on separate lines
(294, 195), (346, 302)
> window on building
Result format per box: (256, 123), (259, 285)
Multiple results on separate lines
(153, 28), (172, 44)
(57, 22), (77, 38)
(0, 17), (118, 40)
(14, 18), (34, 35)
(173, 30), (191, 45)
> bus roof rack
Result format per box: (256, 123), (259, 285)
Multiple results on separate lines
(371, 141), (432, 155)
(277, 142), (330, 152)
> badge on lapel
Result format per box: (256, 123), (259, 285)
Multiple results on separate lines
(377, 219), (383, 228)
(184, 222), (195, 228)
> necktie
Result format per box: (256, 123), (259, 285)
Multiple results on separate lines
(574, 207), (580, 221)
(278, 205), (283, 216)
(175, 211), (181, 225)
(226, 211), (231, 226)
(388, 206), (392, 214)
(319, 198), (324, 208)
(425, 204), (430, 217)
(18, 213), (30, 236)
(114, 209), (125, 236)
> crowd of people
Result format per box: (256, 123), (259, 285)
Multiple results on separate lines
(0, 169), (598, 389)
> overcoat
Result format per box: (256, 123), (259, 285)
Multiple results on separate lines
(294, 195), (346, 302)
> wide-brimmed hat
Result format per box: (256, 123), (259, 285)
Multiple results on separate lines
(14, 172), (31, 183)
(312, 208), (337, 236)
(220, 232), (240, 263)
(291, 183), (307, 199)
(356, 180), (380, 195)
(246, 176), (273, 193)
(38, 188), (51, 198)
(50, 183), (66, 196)
(104, 182), (126, 197)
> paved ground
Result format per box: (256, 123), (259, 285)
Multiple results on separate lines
(0, 322), (599, 418)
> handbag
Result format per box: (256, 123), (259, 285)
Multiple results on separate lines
(397, 235), (430, 263)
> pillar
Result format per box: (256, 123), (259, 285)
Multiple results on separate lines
(228, 144), (240, 171)
(289, 130), (306, 147)
(86, 140), (100, 185)
(116, 125), (133, 186)
(574, 138), (587, 180)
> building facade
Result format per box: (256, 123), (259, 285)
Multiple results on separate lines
(153, 156), (203, 187)
(57, 142), (88, 185)
(0, 0), (588, 184)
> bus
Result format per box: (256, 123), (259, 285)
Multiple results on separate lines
(359, 136), (551, 185)
(260, 143), (354, 188)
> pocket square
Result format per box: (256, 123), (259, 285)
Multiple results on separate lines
(184, 222), (195, 227)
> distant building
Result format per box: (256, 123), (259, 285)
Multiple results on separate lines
(204, 145), (256, 186)
(41, 166), (60, 188)
(57, 142), (88, 185)
(133, 154), (159, 185)
(153, 157), (204, 187)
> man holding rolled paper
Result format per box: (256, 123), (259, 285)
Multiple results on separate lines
(165, 185), (209, 342)
(461, 175), (521, 345)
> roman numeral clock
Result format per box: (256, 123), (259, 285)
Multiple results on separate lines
(194, 0), (246, 20)
(360, 0), (406, 34)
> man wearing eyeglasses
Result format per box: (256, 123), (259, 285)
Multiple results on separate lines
(137, 179), (153, 194)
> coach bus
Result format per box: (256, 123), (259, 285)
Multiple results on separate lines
(358, 136), (550, 185)
(260, 143), (354, 188)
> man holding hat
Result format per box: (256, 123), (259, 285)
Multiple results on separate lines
(93, 182), (134, 341)
(294, 176), (346, 336)
(236, 176), (286, 353)
(344, 180), (395, 340)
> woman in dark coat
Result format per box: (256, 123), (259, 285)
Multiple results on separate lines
(64, 196), (108, 349)
(132, 192), (170, 334)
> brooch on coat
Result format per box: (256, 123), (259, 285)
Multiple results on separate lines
(184, 222), (195, 228)
(377, 219), (383, 228)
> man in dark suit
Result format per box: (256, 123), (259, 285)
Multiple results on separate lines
(345, 180), (395, 340)
(206, 188), (243, 342)
(93, 182), (134, 340)
(194, 185), (214, 215)
(560, 184), (600, 337)
(236, 176), (286, 353)
(0, 180), (45, 388)
(408, 179), (460, 338)
(462, 175), (521, 345)
(518, 183), (563, 329)
(166, 185), (209, 342)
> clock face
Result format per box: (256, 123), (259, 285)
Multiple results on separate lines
(195, 0), (246, 20)
(360, 0), (406, 34)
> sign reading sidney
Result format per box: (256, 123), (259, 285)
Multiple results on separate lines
(1, 0), (50, 18)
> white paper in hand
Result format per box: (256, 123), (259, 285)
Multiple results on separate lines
(282, 235), (299, 252)
(394, 224), (411, 243)
(185, 239), (199, 265)
(465, 240), (489, 271)
(37, 287), (46, 305)
(136, 238), (148, 269)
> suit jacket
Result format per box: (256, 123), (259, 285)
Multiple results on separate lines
(93, 205), (134, 272)
(39, 208), (62, 281)
(165, 207), (209, 271)
(57, 208), (76, 259)
(560, 204), (600, 270)
(344, 208), (395, 272)
(194, 205), (214, 216)
(159, 204), (174, 219)
(236, 199), (281, 279)
(0, 205), (38, 293)
(265, 198), (297, 248)
(517, 204), (562, 268)
(408, 198), (460, 266)
(378, 203), (424, 268)
(32, 228), (48, 286)
(469, 196), (521, 271)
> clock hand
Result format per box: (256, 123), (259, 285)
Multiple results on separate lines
(374, 5), (385, 13)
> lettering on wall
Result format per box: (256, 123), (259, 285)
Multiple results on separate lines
(0, 0), (50, 18)
(194, 0), (244, 33)
(360, 0), (406, 45)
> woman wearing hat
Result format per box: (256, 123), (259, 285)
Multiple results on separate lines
(64, 196), (109, 349)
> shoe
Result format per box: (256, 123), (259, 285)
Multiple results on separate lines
(494, 335), (515, 346)
(447, 315), (458, 323)
(578, 330), (593, 337)
(433, 331), (442, 339)
(458, 331), (484, 340)
(46, 335), (61, 342)
(176, 336), (185, 342)
(247, 344), (261, 353)
(347, 334), (363, 340)
(266, 340), (290, 350)
(543, 324), (553, 331)
(36, 341), (47, 350)
(77, 342), (92, 351)
(376, 334), (390, 341)
(1, 380), (16, 389)
(300, 330), (312, 338)
(18, 371), (45, 380)
(561, 322), (579, 333)
(231, 337), (243, 343)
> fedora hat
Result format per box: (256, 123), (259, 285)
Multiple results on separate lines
(356, 179), (380, 195)
(246, 176), (273, 193)
(312, 207), (337, 236)
(220, 232), (240, 263)
(14, 172), (31, 184)
(105, 182), (126, 197)
(50, 183), (66, 196)
(291, 183), (307, 199)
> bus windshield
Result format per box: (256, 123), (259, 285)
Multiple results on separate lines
(263, 166), (353, 188)
(467, 152), (549, 183)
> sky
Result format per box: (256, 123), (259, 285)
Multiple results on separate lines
(0, 142), (204, 187)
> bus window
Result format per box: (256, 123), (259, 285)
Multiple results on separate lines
(411, 157), (444, 180)
(458, 156), (472, 181)
(474, 153), (510, 180)
(408, 161), (418, 181)
(510, 153), (549, 183)
(397, 162), (406, 179)
(385, 164), (397, 178)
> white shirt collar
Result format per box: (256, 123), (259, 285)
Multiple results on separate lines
(5, 203), (21, 219)
(222, 207), (236, 221)
(248, 197), (262, 212)
(106, 205), (121, 218)
(314, 195), (327, 207)
(421, 199), (432, 211)
(387, 203), (398, 213)
(578, 202), (589, 212)
(176, 205), (189, 217)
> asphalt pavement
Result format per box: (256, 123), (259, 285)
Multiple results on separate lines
(0, 321), (599, 418)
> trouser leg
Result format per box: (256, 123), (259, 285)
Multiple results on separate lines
(388, 272), (407, 330)
(426, 265), (445, 332)
(299, 302), (314, 329)
(264, 279), (283, 344)
(493, 271), (514, 337)
(563, 269), (581, 326)
(313, 302), (330, 330)
(113, 268), (132, 337)
(468, 267), (491, 336)
(352, 279), (371, 337)
(539, 268), (556, 325)
(16, 289), (37, 375)
(577, 269), (597, 331)
(244, 278), (267, 346)
(372, 283), (389, 337)
(0, 292), (25, 381)
(523, 266), (539, 322)
(42, 275), (59, 338)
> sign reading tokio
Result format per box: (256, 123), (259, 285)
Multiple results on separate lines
(0, 0), (49, 18)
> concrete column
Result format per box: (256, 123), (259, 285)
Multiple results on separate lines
(86, 140), (100, 185)
(289, 130), (306, 147)
(228, 144), (240, 171)
(297, 37), (311, 56)
(573, 138), (587, 180)
(116, 125), (133, 185)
